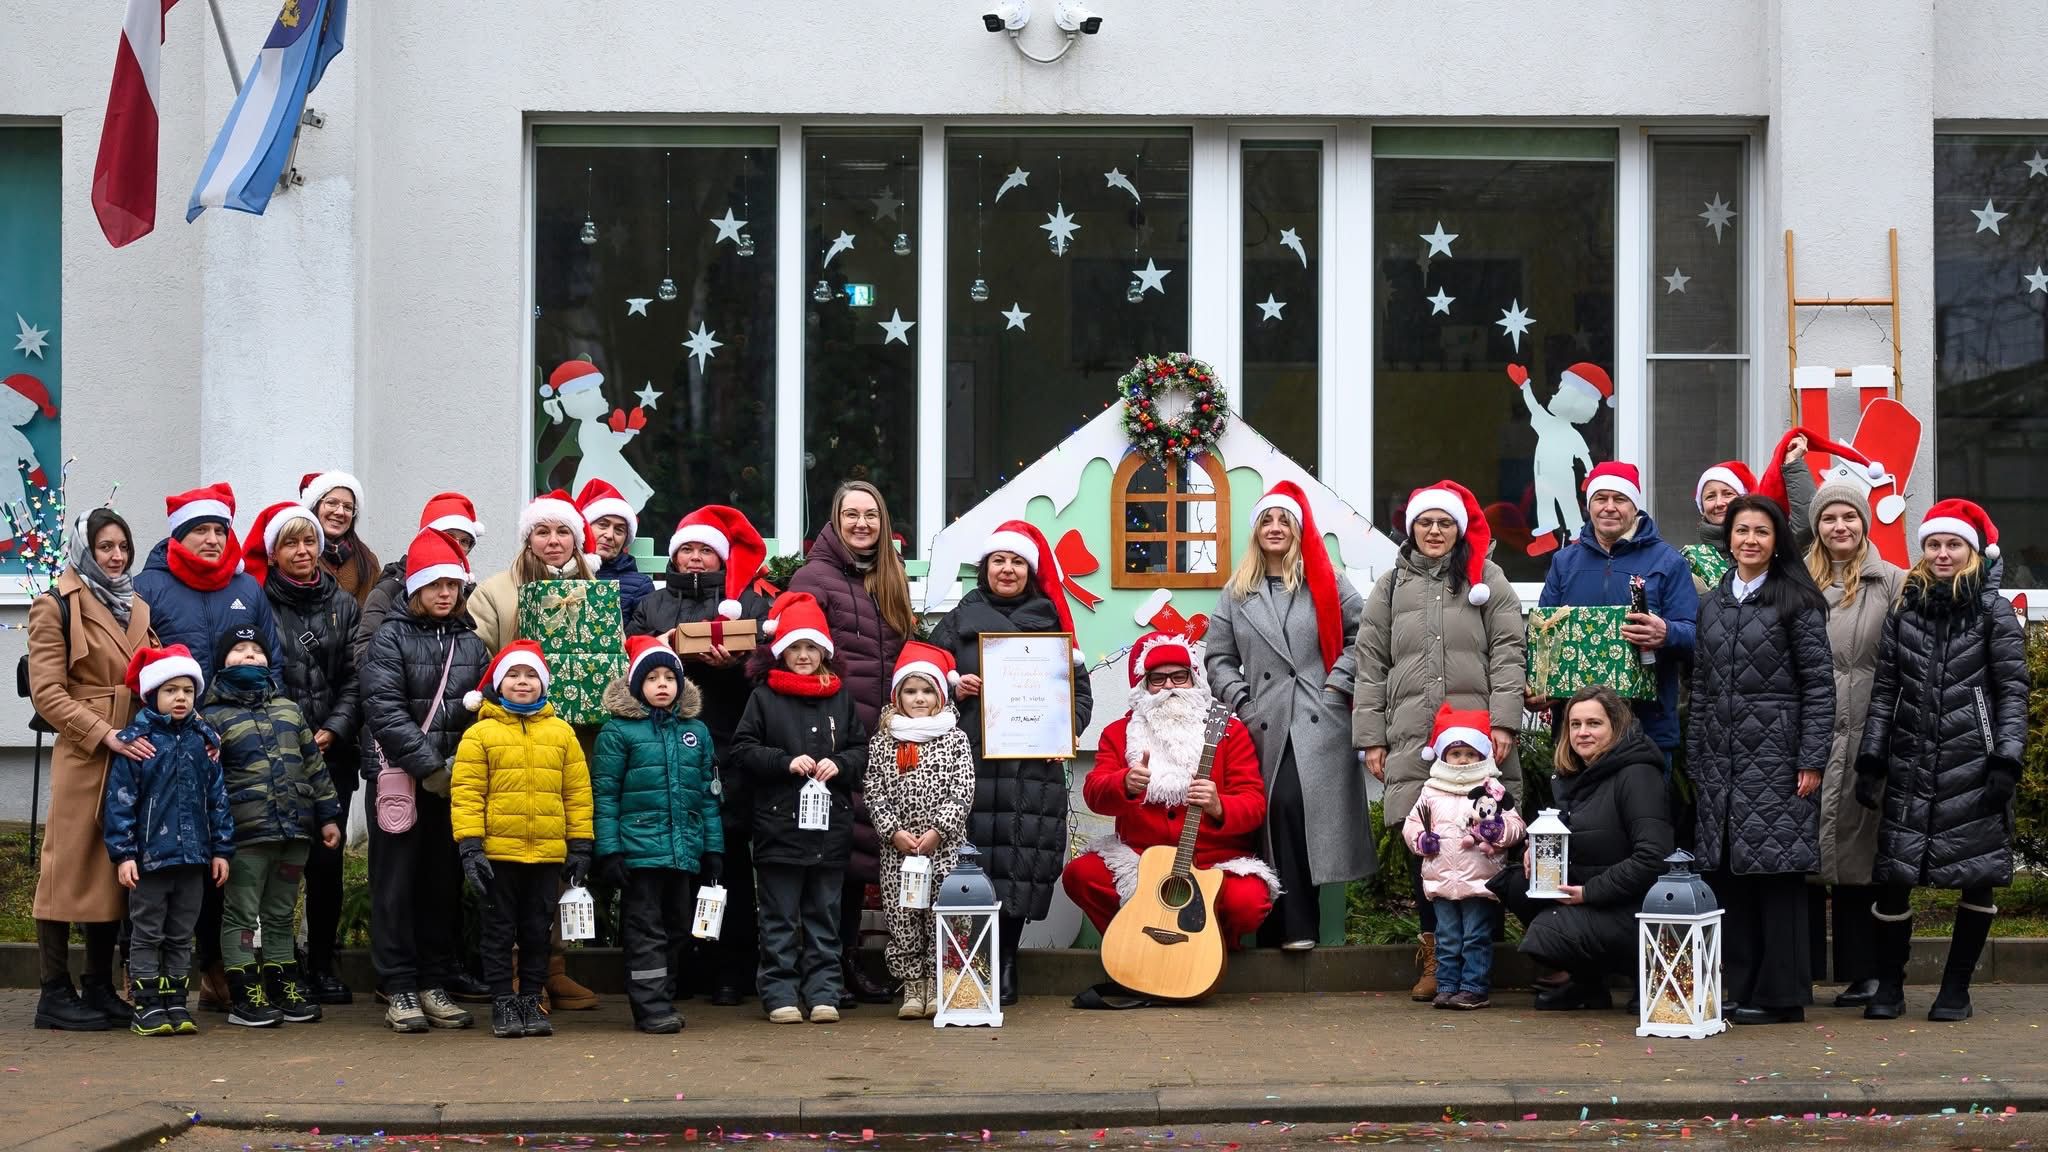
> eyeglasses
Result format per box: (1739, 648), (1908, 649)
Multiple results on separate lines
(1411, 515), (1458, 533)
(317, 496), (357, 516)
(1144, 670), (1194, 688)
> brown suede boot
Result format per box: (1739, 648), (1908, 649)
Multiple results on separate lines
(197, 963), (232, 1013)
(1410, 933), (1438, 1002)
(544, 953), (599, 1011)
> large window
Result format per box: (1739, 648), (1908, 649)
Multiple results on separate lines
(804, 132), (921, 548)
(1240, 141), (1321, 472)
(944, 131), (1191, 518)
(533, 128), (777, 538)
(1936, 135), (2048, 588)
(1372, 129), (1616, 582)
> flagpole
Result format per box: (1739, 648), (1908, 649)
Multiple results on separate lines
(206, 0), (244, 91)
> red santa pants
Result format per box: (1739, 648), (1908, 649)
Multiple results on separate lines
(1062, 852), (1273, 948)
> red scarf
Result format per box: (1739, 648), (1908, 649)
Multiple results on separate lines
(166, 532), (246, 592)
(767, 669), (842, 698)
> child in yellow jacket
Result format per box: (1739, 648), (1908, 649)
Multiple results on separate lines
(450, 640), (593, 1039)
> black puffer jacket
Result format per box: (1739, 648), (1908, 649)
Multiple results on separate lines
(266, 569), (362, 782)
(359, 602), (491, 783)
(1687, 575), (1834, 875)
(352, 560), (409, 668)
(931, 584), (1095, 920)
(626, 568), (774, 759)
(730, 680), (869, 868)
(1518, 724), (1675, 968)
(1857, 564), (2029, 889)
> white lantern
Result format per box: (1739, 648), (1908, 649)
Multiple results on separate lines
(1636, 850), (1726, 1039)
(900, 854), (932, 909)
(558, 884), (597, 942)
(933, 843), (1002, 1028)
(1527, 807), (1572, 899)
(692, 883), (728, 941)
(797, 777), (832, 831)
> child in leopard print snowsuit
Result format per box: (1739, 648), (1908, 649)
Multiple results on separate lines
(864, 642), (976, 1020)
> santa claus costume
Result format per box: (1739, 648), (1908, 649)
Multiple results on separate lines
(1063, 632), (1278, 947)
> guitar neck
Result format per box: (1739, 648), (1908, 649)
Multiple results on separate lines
(1172, 709), (1226, 876)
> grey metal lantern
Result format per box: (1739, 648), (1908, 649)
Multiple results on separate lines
(933, 842), (1003, 1028)
(1635, 850), (1726, 1040)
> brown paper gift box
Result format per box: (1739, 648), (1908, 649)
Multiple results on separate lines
(672, 617), (759, 655)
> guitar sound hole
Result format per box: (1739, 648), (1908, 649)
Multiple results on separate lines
(1159, 874), (1194, 910)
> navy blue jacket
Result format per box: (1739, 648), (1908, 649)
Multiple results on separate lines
(1537, 513), (1700, 751)
(133, 540), (286, 672)
(596, 551), (655, 627)
(102, 708), (234, 872)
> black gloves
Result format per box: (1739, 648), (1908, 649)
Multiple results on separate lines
(563, 839), (594, 887)
(1853, 754), (1886, 812)
(458, 838), (493, 894)
(699, 851), (724, 887)
(1982, 760), (2020, 817)
(597, 853), (629, 890)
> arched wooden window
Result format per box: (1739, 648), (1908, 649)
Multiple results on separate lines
(1110, 451), (1231, 589)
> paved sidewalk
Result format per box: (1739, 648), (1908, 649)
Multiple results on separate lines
(5, 986), (2044, 1150)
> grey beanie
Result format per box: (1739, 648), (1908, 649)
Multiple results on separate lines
(1809, 482), (1873, 536)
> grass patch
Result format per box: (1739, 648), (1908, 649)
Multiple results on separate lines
(0, 826), (37, 943)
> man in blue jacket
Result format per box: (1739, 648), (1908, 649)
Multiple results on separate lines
(1534, 461), (1698, 760)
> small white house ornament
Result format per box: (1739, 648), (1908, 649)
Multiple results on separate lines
(559, 885), (597, 941)
(692, 883), (728, 941)
(797, 777), (832, 831)
(900, 854), (933, 909)
(1527, 808), (1572, 899)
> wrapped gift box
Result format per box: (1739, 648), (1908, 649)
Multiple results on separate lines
(1525, 605), (1657, 700)
(672, 617), (759, 655)
(516, 580), (626, 726)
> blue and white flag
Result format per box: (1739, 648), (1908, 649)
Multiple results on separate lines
(186, 0), (347, 220)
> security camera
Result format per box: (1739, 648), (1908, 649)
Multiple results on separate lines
(1055, 0), (1102, 33)
(982, 0), (1030, 32)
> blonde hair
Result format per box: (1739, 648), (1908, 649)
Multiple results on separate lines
(1226, 508), (1301, 599)
(1802, 500), (1871, 608)
(1901, 547), (1984, 605)
(274, 516), (322, 551)
(830, 480), (919, 640)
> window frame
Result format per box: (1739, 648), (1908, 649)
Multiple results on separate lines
(1109, 451), (1233, 590)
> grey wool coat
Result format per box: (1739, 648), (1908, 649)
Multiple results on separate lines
(1815, 555), (1904, 885)
(1206, 571), (1375, 887)
(1351, 551), (1527, 828)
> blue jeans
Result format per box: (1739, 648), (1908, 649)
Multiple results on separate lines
(1432, 897), (1495, 996)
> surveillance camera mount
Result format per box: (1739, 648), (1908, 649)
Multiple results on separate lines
(1004, 28), (1080, 64)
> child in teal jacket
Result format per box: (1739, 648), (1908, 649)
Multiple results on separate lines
(592, 636), (723, 1033)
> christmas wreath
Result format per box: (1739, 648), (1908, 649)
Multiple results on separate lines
(1119, 353), (1228, 459)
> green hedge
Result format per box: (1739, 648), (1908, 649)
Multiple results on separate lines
(2016, 622), (2048, 867)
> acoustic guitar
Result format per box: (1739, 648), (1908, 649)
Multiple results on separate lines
(1099, 704), (1234, 1001)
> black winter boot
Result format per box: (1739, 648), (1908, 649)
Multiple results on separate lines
(1929, 900), (1994, 1022)
(161, 975), (199, 1034)
(225, 966), (282, 1028)
(519, 992), (553, 1037)
(490, 994), (524, 1038)
(998, 915), (1024, 1006)
(78, 977), (132, 1026)
(265, 961), (322, 1023)
(33, 979), (110, 1031)
(1864, 906), (1912, 1021)
(129, 979), (173, 1036)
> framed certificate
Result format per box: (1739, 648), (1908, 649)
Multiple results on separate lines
(977, 632), (1078, 760)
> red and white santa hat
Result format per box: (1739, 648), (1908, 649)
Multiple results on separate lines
(1693, 461), (1757, 512)
(1403, 479), (1495, 607)
(669, 505), (768, 619)
(980, 519), (1085, 664)
(5, 374), (58, 419)
(575, 477), (637, 542)
(1918, 498), (2000, 560)
(542, 359), (605, 399)
(1560, 362), (1616, 409)
(299, 470), (363, 516)
(466, 639), (551, 710)
(244, 501), (323, 586)
(403, 527), (473, 596)
(1249, 482), (1349, 666)
(892, 640), (958, 703)
(126, 643), (205, 699)
(166, 482), (237, 539)
(1752, 427), (1884, 516)
(1583, 461), (1645, 510)
(419, 491), (486, 541)
(1418, 702), (1494, 763)
(766, 591), (834, 658)
(1126, 629), (1203, 689)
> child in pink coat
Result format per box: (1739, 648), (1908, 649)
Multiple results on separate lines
(1403, 704), (1525, 1010)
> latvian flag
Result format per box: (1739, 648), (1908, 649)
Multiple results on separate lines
(187, 0), (348, 221)
(92, 0), (179, 248)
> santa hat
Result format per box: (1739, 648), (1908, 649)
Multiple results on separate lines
(542, 359), (605, 400)
(980, 520), (1086, 664)
(298, 471), (363, 515)
(1753, 427), (1884, 517)
(1126, 629), (1203, 689)
(1248, 482), (1346, 667)
(575, 477), (637, 542)
(1919, 498), (1999, 560)
(403, 527), (472, 596)
(1560, 362), (1616, 409)
(125, 644), (205, 700)
(1402, 480), (1495, 607)
(244, 501), (322, 586)
(517, 489), (598, 563)
(4, 374), (58, 419)
(1693, 461), (1757, 512)
(166, 482), (236, 539)
(624, 634), (683, 700)
(1583, 462), (1645, 510)
(766, 591), (834, 658)
(668, 505), (767, 620)
(892, 640), (957, 703)
(1418, 702), (1494, 763)
(419, 491), (486, 541)
(466, 639), (550, 711)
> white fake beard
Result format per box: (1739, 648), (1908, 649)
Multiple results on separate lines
(1124, 686), (1211, 807)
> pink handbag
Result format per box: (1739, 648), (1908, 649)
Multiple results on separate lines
(373, 640), (457, 835)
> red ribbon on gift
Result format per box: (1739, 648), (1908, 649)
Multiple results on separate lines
(708, 618), (725, 647)
(1054, 529), (1104, 611)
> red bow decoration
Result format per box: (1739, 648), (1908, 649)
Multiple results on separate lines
(1053, 529), (1104, 611)
(606, 407), (648, 434)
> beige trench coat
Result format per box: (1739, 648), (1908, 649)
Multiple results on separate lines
(1816, 554), (1904, 886)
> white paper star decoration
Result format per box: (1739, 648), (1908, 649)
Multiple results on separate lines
(1496, 299), (1535, 352)
(871, 185), (904, 222)
(626, 298), (652, 317)
(13, 314), (49, 359)
(1663, 267), (1691, 294)
(1426, 288), (1455, 316)
(1255, 294), (1286, 321)
(1279, 228), (1308, 268)
(2026, 266), (2048, 294)
(710, 209), (748, 246)
(995, 167), (1030, 202)
(1131, 258), (1170, 296)
(2026, 152), (2048, 179)
(1419, 222), (1458, 259)
(683, 323), (723, 370)
(1001, 303), (1031, 331)
(823, 231), (856, 269)
(1041, 204), (1080, 255)
(1972, 199), (2009, 234)
(1103, 168), (1141, 203)
(878, 309), (916, 345)
(1699, 194), (1736, 243)
(636, 382), (664, 409)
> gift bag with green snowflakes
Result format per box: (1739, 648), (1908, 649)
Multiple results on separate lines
(516, 579), (626, 726)
(1525, 605), (1657, 700)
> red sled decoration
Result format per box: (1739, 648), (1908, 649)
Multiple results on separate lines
(1807, 397), (1920, 569)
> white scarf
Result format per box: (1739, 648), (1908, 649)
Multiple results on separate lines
(886, 709), (957, 744)
(1424, 755), (1500, 794)
(1122, 686), (1213, 806)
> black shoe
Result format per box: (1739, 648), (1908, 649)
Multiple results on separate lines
(1533, 981), (1612, 1011)
(837, 989), (858, 1010)
(1928, 990), (1974, 1022)
(490, 995), (524, 1038)
(307, 968), (353, 1005)
(637, 1011), (683, 1034)
(445, 970), (494, 1003)
(1730, 1005), (1805, 1025)
(265, 962), (322, 1023)
(129, 979), (173, 1037)
(34, 981), (111, 1031)
(710, 984), (742, 1007)
(1863, 983), (1906, 1019)
(78, 978), (131, 1027)
(225, 966), (283, 1027)
(1833, 978), (1880, 1008)
(999, 956), (1020, 1007)
(160, 976), (199, 1034)
(843, 950), (893, 1004)
(519, 992), (553, 1037)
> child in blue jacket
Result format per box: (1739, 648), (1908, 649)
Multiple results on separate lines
(102, 644), (233, 1036)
